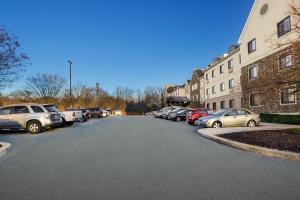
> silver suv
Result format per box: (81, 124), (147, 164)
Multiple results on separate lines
(0, 103), (62, 134)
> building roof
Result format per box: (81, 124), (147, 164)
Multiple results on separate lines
(193, 69), (204, 78)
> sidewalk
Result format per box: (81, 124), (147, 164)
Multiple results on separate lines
(0, 142), (11, 157)
(197, 123), (300, 160)
(198, 123), (300, 136)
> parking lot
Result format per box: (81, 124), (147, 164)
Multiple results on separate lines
(0, 116), (300, 200)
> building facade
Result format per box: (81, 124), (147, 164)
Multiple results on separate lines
(190, 69), (205, 108)
(203, 47), (242, 111)
(239, 0), (300, 113)
(185, 80), (191, 100)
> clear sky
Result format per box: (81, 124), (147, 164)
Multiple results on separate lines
(1, 0), (254, 94)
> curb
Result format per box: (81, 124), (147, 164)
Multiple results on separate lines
(197, 129), (300, 161)
(0, 142), (11, 157)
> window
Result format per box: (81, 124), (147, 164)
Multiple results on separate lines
(281, 86), (296, 104)
(249, 65), (258, 79)
(220, 101), (225, 109)
(212, 69), (216, 78)
(219, 64), (224, 74)
(248, 39), (256, 54)
(228, 59), (233, 70)
(237, 109), (250, 116)
(229, 79), (235, 89)
(31, 106), (45, 113)
(220, 82), (225, 91)
(280, 54), (293, 69)
(0, 107), (13, 115)
(229, 99), (235, 108)
(206, 88), (210, 95)
(278, 16), (291, 37)
(225, 109), (237, 116)
(206, 74), (209, 81)
(239, 54), (242, 64)
(212, 86), (216, 94)
(207, 103), (210, 109)
(12, 106), (30, 114)
(192, 83), (198, 91)
(250, 94), (260, 107)
(213, 102), (217, 110)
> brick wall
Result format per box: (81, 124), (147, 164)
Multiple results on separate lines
(241, 44), (300, 113)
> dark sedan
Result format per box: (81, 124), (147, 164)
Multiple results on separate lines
(168, 109), (190, 122)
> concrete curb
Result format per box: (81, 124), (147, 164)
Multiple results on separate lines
(0, 142), (11, 157)
(197, 129), (300, 161)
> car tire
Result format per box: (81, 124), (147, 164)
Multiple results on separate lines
(247, 120), (256, 127)
(176, 117), (181, 122)
(66, 122), (74, 126)
(26, 120), (42, 134)
(212, 121), (222, 128)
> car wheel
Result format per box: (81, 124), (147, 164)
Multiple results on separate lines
(66, 122), (74, 126)
(212, 121), (222, 128)
(176, 117), (181, 122)
(247, 120), (256, 127)
(26, 121), (42, 134)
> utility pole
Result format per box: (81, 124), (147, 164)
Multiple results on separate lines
(68, 60), (73, 106)
(96, 82), (100, 107)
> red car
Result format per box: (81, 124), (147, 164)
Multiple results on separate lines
(186, 109), (209, 125)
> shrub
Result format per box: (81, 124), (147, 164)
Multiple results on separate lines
(260, 113), (300, 125)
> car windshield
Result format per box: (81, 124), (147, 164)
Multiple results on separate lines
(212, 109), (226, 116)
(43, 105), (58, 113)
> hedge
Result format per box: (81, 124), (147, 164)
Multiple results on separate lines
(260, 113), (300, 125)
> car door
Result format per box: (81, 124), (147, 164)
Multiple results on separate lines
(0, 107), (14, 129)
(221, 109), (238, 127)
(235, 109), (249, 126)
(10, 106), (30, 129)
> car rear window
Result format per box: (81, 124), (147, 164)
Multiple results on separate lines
(31, 106), (45, 113)
(43, 105), (58, 112)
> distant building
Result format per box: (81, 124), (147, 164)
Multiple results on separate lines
(190, 69), (205, 108)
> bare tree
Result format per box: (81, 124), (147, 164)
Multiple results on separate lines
(26, 73), (66, 99)
(0, 27), (29, 90)
(267, 2), (300, 92)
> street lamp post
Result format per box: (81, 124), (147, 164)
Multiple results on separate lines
(68, 60), (73, 105)
(96, 82), (100, 107)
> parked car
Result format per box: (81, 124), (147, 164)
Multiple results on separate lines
(89, 108), (109, 118)
(44, 105), (82, 126)
(186, 108), (209, 125)
(80, 109), (91, 121)
(168, 109), (191, 122)
(154, 107), (180, 118)
(195, 108), (261, 128)
(0, 103), (62, 134)
(66, 108), (90, 122)
(161, 107), (184, 119)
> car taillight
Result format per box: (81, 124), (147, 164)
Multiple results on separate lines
(45, 114), (50, 119)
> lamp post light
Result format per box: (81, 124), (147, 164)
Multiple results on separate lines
(68, 60), (73, 105)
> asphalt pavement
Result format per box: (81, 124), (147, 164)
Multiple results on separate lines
(0, 116), (299, 200)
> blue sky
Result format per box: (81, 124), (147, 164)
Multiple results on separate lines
(1, 0), (254, 94)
